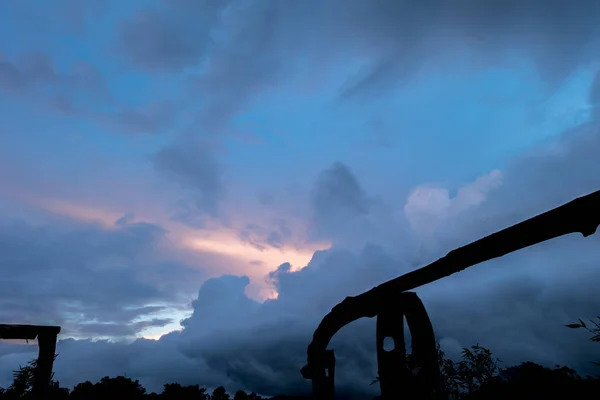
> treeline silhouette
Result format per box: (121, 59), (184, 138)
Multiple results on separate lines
(0, 318), (598, 399)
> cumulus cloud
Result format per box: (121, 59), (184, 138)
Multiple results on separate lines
(4, 1), (600, 398)
(405, 169), (503, 235)
(3, 101), (597, 396)
(76, 110), (600, 396)
(0, 216), (202, 338)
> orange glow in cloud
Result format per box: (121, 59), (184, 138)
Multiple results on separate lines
(7, 191), (332, 339)
(17, 192), (330, 302)
(28, 197), (122, 227)
(180, 230), (325, 272)
(177, 228), (330, 300)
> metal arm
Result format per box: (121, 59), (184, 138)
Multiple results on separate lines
(302, 190), (600, 385)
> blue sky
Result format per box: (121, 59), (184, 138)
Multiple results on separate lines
(1, 0), (600, 396)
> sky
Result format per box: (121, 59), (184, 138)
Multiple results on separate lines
(1, 0), (600, 397)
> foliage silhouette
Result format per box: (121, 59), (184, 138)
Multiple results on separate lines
(370, 343), (501, 399)
(0, 355), (68, 400)
(161, 383), (208, 400)
(566, 316), (600, 366)
(565, 316), (600, 341)
(211, 386), (230, 400)
(0, 337), (598, 399)
(464, 362), (600, 399)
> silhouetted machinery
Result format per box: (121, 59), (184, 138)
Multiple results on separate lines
(301, 190), (600, 399)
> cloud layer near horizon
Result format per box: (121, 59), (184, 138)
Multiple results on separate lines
(2, 0), (600, 397)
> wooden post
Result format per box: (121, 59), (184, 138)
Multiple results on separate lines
(376, 293), (441, 400)
(402, 293), (442, 400)
(0, 324), (61, 399)
(309, 349), (335, 400)
(376, 297), (406, 400)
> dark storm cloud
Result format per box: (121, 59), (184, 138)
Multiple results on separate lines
(118, 0), (231, 71)
(37, 85), (600, 396)
(0, 53), (110, 101)
(266, 219), (292, 249)
(152, 139), (224, 223)
(4, 76), (600, 397)
(105, 101), (178, 135)
(0, 217), (200, 337)
(118, 0), (282, 128)
(309, 162), (371, 239)
(308, 162), (415, 253)
(3, 0), (114, 36)
(312, 163), (371, 219)
(238, 224), (268, 252)
(3, 1), (600, 396)
(402, 84), (600, 373)
(0, 45), (170, 135)
(590, 69), (600, 122)
(115, 0), (600, 131)
(70, 318), (174, 338)
(592, 71), (600, 103)
(163, 104), (600, 395)
(238, 219), (293, 251)
(0, 51), (133, 129)
(12, 65), (592, 393)
(0, 52), (60, 92)
(179, 275), (260, 336)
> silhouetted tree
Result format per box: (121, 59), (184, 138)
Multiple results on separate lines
(233, 390), (248, 400)
(70, 381), (96, 400)
(465, 361), (600, 399)
(94, 376), (146, 399)
(0, 357), (68, 400)
(371, 343), (500, 399)
(2, 338), (599, 400)
(161, 383), (208, 400)
(566, 316), (600, 340)
(453, 344), (502, 395)
(211, 386), (230, 400)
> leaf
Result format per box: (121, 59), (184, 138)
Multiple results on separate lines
(579, 319), (588, 329)
(369, 378), (380, 386)
(565, 323), (583, 329)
